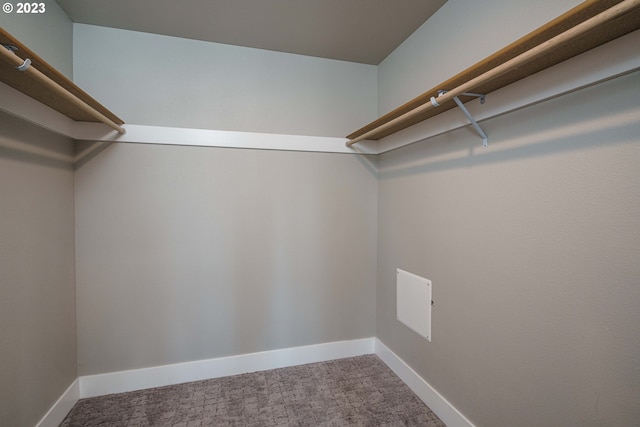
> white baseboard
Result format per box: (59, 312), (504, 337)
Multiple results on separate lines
(375, 338), (475, 427)
(38, 337), (472, 426)
(79, 337), (375, 398)
(35, 378), (80, 427)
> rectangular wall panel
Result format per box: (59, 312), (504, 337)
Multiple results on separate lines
(396, 269), (432, 342)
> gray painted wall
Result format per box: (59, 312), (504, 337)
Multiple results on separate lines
(377, 72), (640, 426)
(72, 24), (378, 137)
(0, 112), (77, 426)
(67, 15), (376, 379)
(0, 0), (73, 78)
(3, 2), (638, 426)
(74, 143), (378, 375)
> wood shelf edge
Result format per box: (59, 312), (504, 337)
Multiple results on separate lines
(0, 27), (124, 125)
(347, 0), (639, 141)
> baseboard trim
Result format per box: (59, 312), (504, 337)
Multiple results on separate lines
(375, 339), (475, 427)
(37, 338), (471, 426)
(35, 378), (80, 427)
(79, 337), (375, 398)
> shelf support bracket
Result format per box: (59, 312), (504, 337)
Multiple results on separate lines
(2, 43), (31, 71)
(1, 43), (18, 52)
(437, 90), (488, 148)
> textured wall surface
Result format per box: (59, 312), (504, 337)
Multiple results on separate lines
(74, 143), (378, 375)
(377, 72), (640, 426)
(0, 112), (77, 427)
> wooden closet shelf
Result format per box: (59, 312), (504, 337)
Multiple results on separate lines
(347, 0), (640, 142)
(0, 27), (124, 126)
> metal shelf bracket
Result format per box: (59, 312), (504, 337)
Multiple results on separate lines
(2, 43), (31, 71)
(437, 90), (488, 147)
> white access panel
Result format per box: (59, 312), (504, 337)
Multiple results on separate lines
(396, 268), (432, 342)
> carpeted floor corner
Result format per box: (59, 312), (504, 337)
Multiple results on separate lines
(60, 354), (446, 426)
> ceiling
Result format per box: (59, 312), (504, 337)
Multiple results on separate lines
(56, 0), (447, 65)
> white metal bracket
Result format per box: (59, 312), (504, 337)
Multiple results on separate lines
(437, 90), (488, 147)
(2, 43), (31, 71)
(2, 43), (17, 51)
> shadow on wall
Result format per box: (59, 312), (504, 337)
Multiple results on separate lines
(353, 152), (378, 179)
(74, 140), (114, 169)
(0, 112), (115, 170)
(0, 112), (74, 169)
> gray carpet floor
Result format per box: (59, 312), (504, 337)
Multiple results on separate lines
(60, 355), (446, 426)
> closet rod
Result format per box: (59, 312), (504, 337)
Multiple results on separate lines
(346, 0), (640, 147)
(0, 44), (126, 135)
